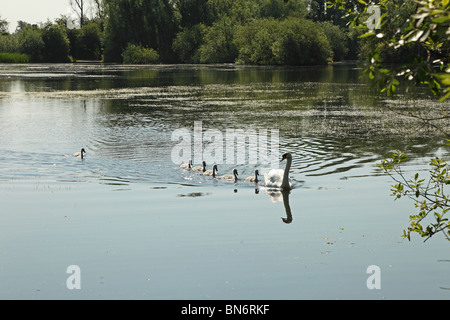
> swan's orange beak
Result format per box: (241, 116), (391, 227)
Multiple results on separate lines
(280, 154), (286, 162)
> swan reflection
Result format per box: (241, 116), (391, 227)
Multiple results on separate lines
(232, 177), (294, 224)
(264, 188), (293, 224)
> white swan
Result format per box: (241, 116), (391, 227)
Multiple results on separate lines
(73, 148), (86, 159)
(220, 168), (238, 182)
(192, 161), (206, 172)
(264, 153), (292, 190)
(245, 170), (259, 183)
(203, 164), (218, 177)
(180, 160), (192, 169)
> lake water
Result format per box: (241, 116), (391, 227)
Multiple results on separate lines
(0, 63), (449, 300)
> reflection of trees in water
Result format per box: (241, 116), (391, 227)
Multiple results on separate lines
(3, 64), (447, 177)
(96, 66), (447, 163)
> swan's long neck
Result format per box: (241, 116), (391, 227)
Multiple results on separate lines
(281, 158), (291, 189)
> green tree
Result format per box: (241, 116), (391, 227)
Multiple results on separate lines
(41, 24), (70, 62)
(260, 0), (307, 19)
(307, 0), (355, 26)
(234, 18), (278, 65)
(175, 0), (210, 27)
(74, 22), (102, 60)
(275, 17), (332, 65)
(122, 43), (159, 64)
(15, 21), (33, 33)
(0, 16), (9, 35)
(0, 34), (20, 53)
(330, 0), (449, 101)
(206, 0), (263, 24)
(206, 0), (234, 21)
(103, 0), (178, 62)
(234, 17), (332, 65)
(319, 21), (348, 61)
(173, 23), (206, 63)
(198, 16), (237, 63)
(17, 26), (45, 62)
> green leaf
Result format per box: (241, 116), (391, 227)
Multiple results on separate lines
(432, 16), (449, 24)
(435, 73), (450, 86)
(379, 68), (392, 75)
(388, 84), (396, 96)
(360, 32), (376, 38)
(372, 49), (380, 61)
(429, 79), (441, 95)
(439, 91), (450, 102)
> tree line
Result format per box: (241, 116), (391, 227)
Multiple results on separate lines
(0, 0), (433, 66)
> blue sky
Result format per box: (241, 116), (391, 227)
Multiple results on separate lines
(1, 0), (77, 33)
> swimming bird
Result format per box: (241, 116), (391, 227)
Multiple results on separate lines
(245, 170), (259, 183)
(180, 160), (192, 169)
(203, 164), (218, 177)
(192, 161), (206, 172)
(73, 148), (86, 159)
(264, 153), (292, 190)
(220, 169), (238, 182)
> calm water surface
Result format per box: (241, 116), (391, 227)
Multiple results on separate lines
(0, 63), (449, 299)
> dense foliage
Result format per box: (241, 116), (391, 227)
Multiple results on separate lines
(330, 0), (449, 101)
(0, 52), (29, 63)
(102, 0), (179, 63)
(234, 17), (332, 65)
(0, 0), (446, 68)
(68, 22), (102, 60)
(122, 44), (159, 64)
(0, 0), (358, 64)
